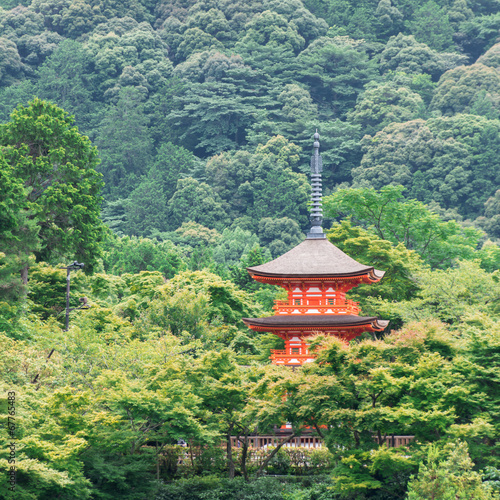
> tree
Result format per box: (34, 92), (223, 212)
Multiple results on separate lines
(0, 5), (62, 67)
(35, 39), (101, 136)
(407, 441), (497, 499)
(82, 19), (170, 98)
(297, 36), (377, 118)
(347, 80), (425, 136)
(431, 64), (500, 117)
(257, 216), (304, 258)
(324, 185), (483, 268)
(375, 0), (403, 39)
(326, 220), (422, 306)
(96, 87), (153, 199)
(204, 136), (309, 232)
(212, 226), (260, 267)
(103, 235), (186, 278)
(0, 156), (38, 302)
(0, 98), (104, 279)
(406, 1), (454, 52)
(378, 33), (466, 80)
(168, 51), (269, 156)
(477, 42), (500, 68)
(0, 36), (26, 86)
(426, 114), (500, 217)
(167, 177), (230, 231)
(397, 260), (500, 325)
(455, 13), (500, 61)
(353, 119), (474, 217)
(476, 190), (500, 239)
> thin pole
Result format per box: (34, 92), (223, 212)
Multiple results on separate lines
(65, 268), (71, 331)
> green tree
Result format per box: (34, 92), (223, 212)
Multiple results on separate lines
(204, 136), (309, 231)
(324, 185), (483, 268)
(96, 87), (153, 199)
(257, 216), (304, 258)
(455, 13), (500, 60)
(378, 33), (466, 80)
(212, 226), (260, 267)
(375, 0), (403, 39)
(103, 235), (186, 278)
(0, 156), (37, 302)
(0, 98), (104, 279)
(353, 119), (473, 217)
(347, 80), (425, 136)
(426, 114), (500, 217)
(167, 177), (229, 231)
(406, 1), (454, 51)
(476, 190), (500, 239)
(326, 220), (422, 306)
(397, 260), (500, 325)
(297, 36), (377, 118)
(168, 51), (268, 156)
(431, 64), (500, 117)
(35, 39), (101, 136)
(407, 441), (497, 499)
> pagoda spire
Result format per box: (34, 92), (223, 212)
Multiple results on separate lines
(307, 130), (326, 239)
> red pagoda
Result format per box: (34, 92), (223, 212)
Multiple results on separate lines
(242, 133), (388, 366)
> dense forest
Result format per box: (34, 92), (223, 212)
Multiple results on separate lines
(1, 0), (500, 498)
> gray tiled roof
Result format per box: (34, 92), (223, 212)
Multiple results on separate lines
(247, 238), (385, 279)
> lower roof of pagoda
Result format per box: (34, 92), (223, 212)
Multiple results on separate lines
(242, 315), (389, 331)
(247, 238), (384, 281)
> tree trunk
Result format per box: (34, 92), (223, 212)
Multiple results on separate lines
(20, 263), (29, 285)
(156, 441), (160, 481)
(256, 433), (296, 477)
(240, 434), (249, 482)
(227, 423), (235, 479)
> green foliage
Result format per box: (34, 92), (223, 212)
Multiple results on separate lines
(158, 269), (262, 325)
(406, 441), (498, 499)
(397, 260), (500, 325)
(35, 39), (101, 135)
(331, 447), (415, 499)
(298, 36), (377, 118)
(204, 136), (310, 232)
(1, 1), (500, 497)
(103, 235), (186, 278)
(406, 1), (454, 51)
(378, 33), (466, 80)
(354, 116), (500, 221)
(0, 98), (104, 273)
(324, 185), (483, 268)
(213, 227), (260, 267)
(28, 262), (86, 321)
(167, 177), (230, 231)
(348, 80), (425, 136)
(96, 87), (153, 198)
(431, 64), (500, 117)
(327, 219), (422, 303)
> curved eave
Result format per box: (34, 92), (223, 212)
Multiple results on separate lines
(242, 315), (389, 332)
(248, 268), (385, 282)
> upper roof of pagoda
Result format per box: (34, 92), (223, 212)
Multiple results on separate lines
(247, 238), (385, 280)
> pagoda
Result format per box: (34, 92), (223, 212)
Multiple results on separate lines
(242, 133), (389, 366)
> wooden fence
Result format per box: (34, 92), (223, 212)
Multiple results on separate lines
(228, 434), (414, 449)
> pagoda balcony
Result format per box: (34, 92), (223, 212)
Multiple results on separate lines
(273, 299), (360, 315)
(270, 349), (315, 365)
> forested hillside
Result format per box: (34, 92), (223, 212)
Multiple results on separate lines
(1, 0), (500, 499)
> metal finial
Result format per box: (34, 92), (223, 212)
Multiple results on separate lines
(307, 130), (326, 239)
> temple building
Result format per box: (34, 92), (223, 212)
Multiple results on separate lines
(242, 133), (389, 366)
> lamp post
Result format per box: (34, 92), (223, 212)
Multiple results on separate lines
(62, 261), (85, 331)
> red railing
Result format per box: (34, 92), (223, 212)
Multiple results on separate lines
(270, 349), (315, 365)
(273, 299), (360, 315)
